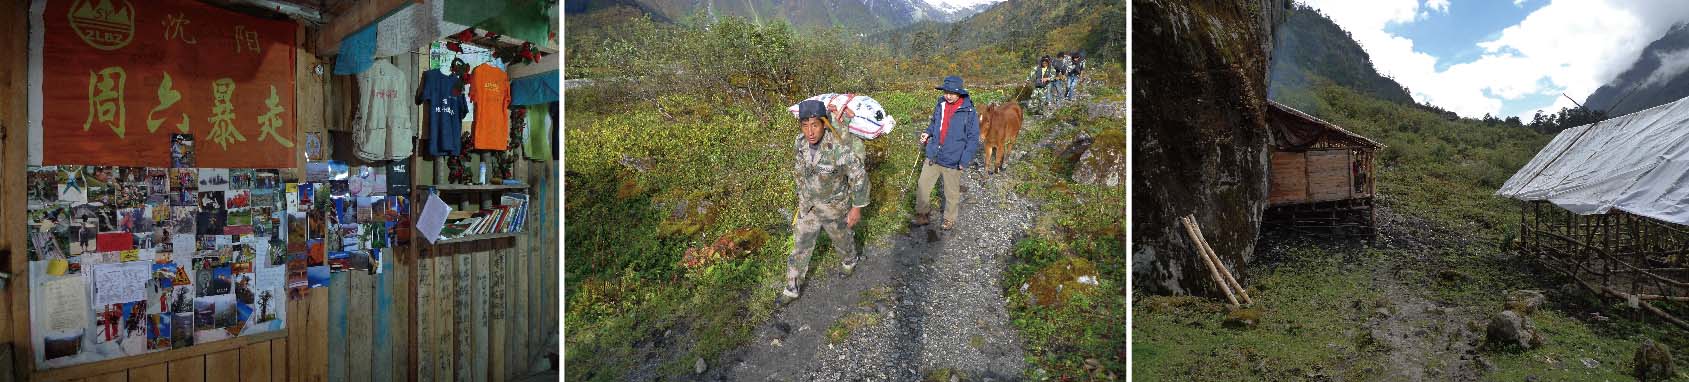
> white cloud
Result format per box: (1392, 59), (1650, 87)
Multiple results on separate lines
(1641, 49), (1689, 89)
(1299, 0), (1689, 119)
(1514, 0), (1528, 7)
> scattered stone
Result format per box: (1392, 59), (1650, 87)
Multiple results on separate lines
(1486, 310), (1544, 350)
(1071, 130), (1122, 186)
(1223, 308), (1261, 330)
(1634, 339), (1675, 381)
(695, 357), (706, 374)
(1580, 358), (1599, 369)
(1022, 256), (1101, 307)
(770, 338), (783, 347)
(1505, 290), (1546, 315)
(1478, 356), (1497, 373)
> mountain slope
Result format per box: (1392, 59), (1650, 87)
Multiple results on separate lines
(1583, 23), (1689, 117)
(565, 0), (999, 33)
(1267, 3), (1414, 105)
(871, 0), (1125, 63)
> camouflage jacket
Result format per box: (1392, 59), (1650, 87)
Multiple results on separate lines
(793, 130), (870, 215)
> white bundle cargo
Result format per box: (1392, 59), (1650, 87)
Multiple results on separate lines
(787, 93), (897, 139)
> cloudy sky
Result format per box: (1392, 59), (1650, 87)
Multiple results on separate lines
(1299, 0), (1689, 119)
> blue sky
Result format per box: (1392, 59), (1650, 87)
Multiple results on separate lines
(1302, 0), (1689, 119)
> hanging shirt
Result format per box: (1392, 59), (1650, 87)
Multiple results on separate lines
(352, 59), (414, 161)
(468, 63), (511, 150)
(418, 70), (467, 156)
(524, 104), (552, 160)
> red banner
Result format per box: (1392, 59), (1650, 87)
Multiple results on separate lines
(41, 0), (297, 168)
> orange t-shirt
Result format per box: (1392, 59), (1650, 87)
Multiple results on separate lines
(469, 64), (512, 150)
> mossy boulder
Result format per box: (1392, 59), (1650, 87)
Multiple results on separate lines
(1223, 307), (1262, 329)
(679, 227), (767, 269)
(1021, 256), (1103, 307)
(1504, 289), (1545, 315)
(1633, 339), (1675, 381)
(1073, 129), (1124, 186)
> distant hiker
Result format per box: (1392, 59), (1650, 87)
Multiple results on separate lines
(783, 100), (870, 302)
(915, 76), (981, 231)
(1029, 56), (1057, 109)
(1053, 52), (1072, 102)
(1069, 51), (1085, 99)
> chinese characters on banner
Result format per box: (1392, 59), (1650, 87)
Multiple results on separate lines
(43, 0), (297, 168)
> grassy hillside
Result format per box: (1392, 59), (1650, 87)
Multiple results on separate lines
(1268, 3), (1414, 106)
(1135, 78), (1689, 381)
(872, 0), (1125, 64)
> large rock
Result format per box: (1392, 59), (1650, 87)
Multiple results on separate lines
(1634, 339), (1675, 381)
(1132, 0), (1289, 296)
(1505, 289), (1545, 315)
(1072, 129), (1124, 186)
(1485, 310), (1545, 350)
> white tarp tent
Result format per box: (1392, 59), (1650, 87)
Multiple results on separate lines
(1497, 95), (1689, 225)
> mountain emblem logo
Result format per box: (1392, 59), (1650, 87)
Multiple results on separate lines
(68, 0), (135, 51)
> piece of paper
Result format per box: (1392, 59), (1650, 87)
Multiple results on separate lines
(417, 191), (451, 244)
(90, 261), (150, 307)
(40, 275), (89, 332)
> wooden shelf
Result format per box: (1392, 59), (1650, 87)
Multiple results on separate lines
(429, 183), (528, 191)
(431, 231), (521, 245)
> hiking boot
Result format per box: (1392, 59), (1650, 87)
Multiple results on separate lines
(913, 213), (930, 226)
(840, 256), (859, 276)
(779, 285), (801, 304)
(942, 220), (956, 231)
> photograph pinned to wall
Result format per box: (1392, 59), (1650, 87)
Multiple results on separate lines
(327, 251), (350, 272)
(93, 204), (119, 234)
(43, 332), (82, 361)
(304, 160), (349, 182)
(303, 132), (325, 161)
(198, 169), (230, 192)
(306, 264), (329, 288)
(384, 196), (410, 248)
(170, 169), (198, 206)
(56, 166), (89, 204)
(232, 271), (256, 306)
(387, 162), (410, 196)
(286, 253), (308, 300)
(170, 134), (196, 168)
(287, 211), (308, 252)
(230, 169), (255, 190)
(306, 239), (325, 266)
(307, 210), (326, 242)
(244, 267), (283, 334)
(196, 191), (227, 235)
(225, 189), (251, 209)
(347, 251), (375, 273)
(169, 285), (195, 314)
(171, 311), (194, 348)
(95, 232), (134, 253)
(146, 168), (170, 195)
(251, 187), (277, 211)
(349, 166), (387, 197)
(255, 169), (281, 190)
(151, 262), (179, 289)
(224, 209), (253, 236)
(146, 313), (171, 350)
(193, 294), (238, 342)
(251, 207), (276, 240)
(28, 166), (62, 206)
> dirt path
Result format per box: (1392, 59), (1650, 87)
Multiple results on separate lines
(698, 97), (1101, 381)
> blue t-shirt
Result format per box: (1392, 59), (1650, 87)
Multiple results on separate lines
(419, 70), (468, 156)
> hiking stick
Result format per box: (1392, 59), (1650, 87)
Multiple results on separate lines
(1181, 215), (1239, 307)
(1188, 215), (1253, 305)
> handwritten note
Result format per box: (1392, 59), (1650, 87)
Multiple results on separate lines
(418, 191), (451, 244)
(90, 261), (150, 307)
(41, 276), (89, 332)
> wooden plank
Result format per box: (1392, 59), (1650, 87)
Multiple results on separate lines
(305, 289), (329, 382)
(128, 364), (168, 382)
(327, 272), (349, 382)
(474, 252), (490, 381)
(455, 254), (472, 382)
(33, 331), (288, 381)
(1268, 151), (1307, 205)
(506, 243), (524, 375)
(436, 255), (452, 381)
(314, 0), (419, 56)
(240, 341), (272, 382)
(270, 339), (287, 382)
(3, 0), (31, 379)
(347, 271), (374, 382)
(415, 252), (434, 382)
(87, 371), (127, 382)
(205, 350), (241, 382)
(167, 354), (206, 382)
(1306, 149), (1351, 201)
(489, 250), (507, 382)
(371, 249), (395, 382)
(288, 23), (319, 382)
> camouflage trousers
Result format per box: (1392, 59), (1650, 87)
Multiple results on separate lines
(787, 201), (857, 289)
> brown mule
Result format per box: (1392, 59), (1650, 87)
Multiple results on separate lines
(979, 101), (1024, 174)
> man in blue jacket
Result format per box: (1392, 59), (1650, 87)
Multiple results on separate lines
(914, 75), (980, 230)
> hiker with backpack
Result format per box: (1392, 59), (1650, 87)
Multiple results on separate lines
(1029, 56), (1057, 111)
(1068, 51), (1085, 99)
(913, 76), (981, 231)
(782, 99), (870, 302)
(1053, 52), (1072, 103)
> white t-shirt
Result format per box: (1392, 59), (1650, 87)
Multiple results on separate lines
(353, 60), (414, 161)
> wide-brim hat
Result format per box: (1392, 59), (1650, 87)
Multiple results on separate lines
(933, 75), (969, 96)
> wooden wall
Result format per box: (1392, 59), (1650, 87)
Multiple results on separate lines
(1269, 148), (1370, 206)
(4, 14), (560, 382)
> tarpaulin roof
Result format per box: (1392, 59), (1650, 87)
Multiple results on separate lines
(1497, 95), (1689, 225)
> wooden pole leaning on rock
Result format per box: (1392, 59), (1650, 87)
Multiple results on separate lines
(1182, 215), (1254, 305)
(1181, 215), (1239, 307)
